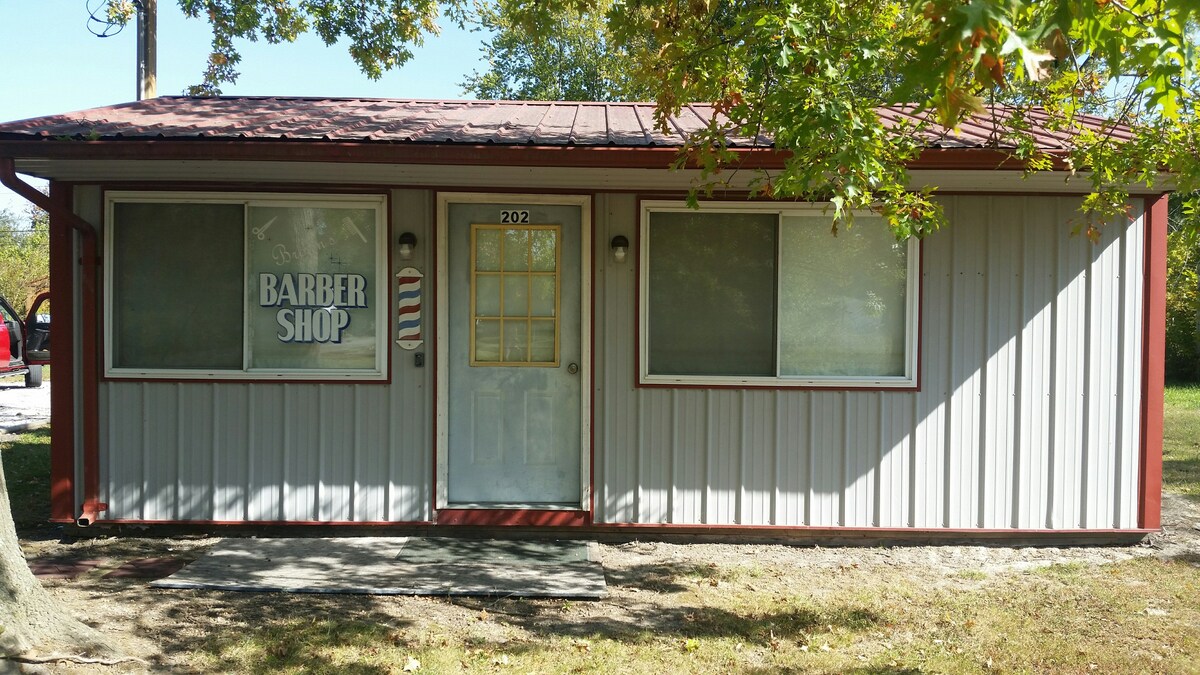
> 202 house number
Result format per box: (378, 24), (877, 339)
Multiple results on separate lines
(500, 210), (530, 224)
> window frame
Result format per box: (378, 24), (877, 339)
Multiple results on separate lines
(103, 191), (390, 381)
(638, 200), (921, 389)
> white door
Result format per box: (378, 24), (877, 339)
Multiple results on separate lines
(437, 195), (589, 507)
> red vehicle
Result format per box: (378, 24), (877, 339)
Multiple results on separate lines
(0, 292), (49, 388)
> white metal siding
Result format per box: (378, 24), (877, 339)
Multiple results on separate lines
(595, 194), (1146, 528)
(99, 189), (434, 522)
(94, 189), (1146, 529)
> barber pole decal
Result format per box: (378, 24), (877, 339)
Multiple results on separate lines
(396, 267), (423, 350)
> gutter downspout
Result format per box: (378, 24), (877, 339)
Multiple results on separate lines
(0, 157), (106, 526)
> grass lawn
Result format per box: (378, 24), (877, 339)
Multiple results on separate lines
(1, 426), (50, 530)
(2, 386), (1199, 673)
(1165, 383), (1200, 500)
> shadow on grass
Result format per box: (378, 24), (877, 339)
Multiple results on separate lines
(1164, 456), (1200, 502)
(2, 426), (52, 531)
(75, 559), (888, 672)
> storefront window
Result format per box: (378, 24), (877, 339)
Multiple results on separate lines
(105, 193), (388, 380)
(640, 201), (919, 388)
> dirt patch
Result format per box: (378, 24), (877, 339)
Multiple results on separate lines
(13, 496), (1200, 672)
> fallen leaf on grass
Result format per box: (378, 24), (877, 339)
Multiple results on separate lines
(573, 639), (591, 652)
(682, 638), (700, 652)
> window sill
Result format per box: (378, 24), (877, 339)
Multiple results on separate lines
(638, 374), (918, 390)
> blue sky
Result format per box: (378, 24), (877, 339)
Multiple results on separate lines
(0, 1), (488, 214)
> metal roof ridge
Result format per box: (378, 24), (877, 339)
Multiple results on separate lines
(629, 105), (654, 145)
(529, 102), (558, 144)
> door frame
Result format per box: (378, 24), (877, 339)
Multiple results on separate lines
(434, 192), (592, 511)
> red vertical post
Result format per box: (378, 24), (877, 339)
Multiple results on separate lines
(48, 182), (76, 523)
(1139, 194), (1168, 530)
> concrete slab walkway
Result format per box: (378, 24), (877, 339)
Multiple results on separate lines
(150, 537), (607, 598)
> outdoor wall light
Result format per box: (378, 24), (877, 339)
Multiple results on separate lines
(610, 235), (629, 263)
(398, 231), (418, 260)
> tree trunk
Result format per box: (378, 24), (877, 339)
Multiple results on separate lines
(0, 452), (114, 659)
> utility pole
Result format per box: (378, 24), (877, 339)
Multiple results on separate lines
(136, 0), (157, 100)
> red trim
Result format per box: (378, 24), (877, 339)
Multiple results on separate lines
(80, 217), (101, 524)
(436, 509), (591, 527)
(585, 523), (1153, 535)
(48, 182), (75, 523)
(0, 140), (1057, 171)
(89, 182), (1161, 200)
(73, 517), (1151, 542)
(1139, 194), (1168, 530)
(85, 518), (434, 527)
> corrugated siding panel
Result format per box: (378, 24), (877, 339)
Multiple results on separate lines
(947, 197), (985, 528)
(176, 385), (214, 520)
(983, 196), (1020, 528)
(96, 191), (1145, 529)
(99, 189), (434, 523)
(595, 195), (1146, 529)
(740, 390), (776, 525)
(809, 394), (843, 527)
(775, 394), (809, 525)
(248, 386), (285, 520)
(595, 193), (640, 524)
(212, 384), (249, 521)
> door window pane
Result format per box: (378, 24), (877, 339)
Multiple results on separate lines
(476, 275), (501, 316)
(476, 229), (501, 271)
(111, 202), (244, 369)
(503, 320), (529, 361)
(647, 211), (777, 376)
(502, 276), (529, 316)
(531, 320), (556, 362)
(530, 276), (556, 317)
(502, 229), (530, 271)
(474, 319), (501, 361)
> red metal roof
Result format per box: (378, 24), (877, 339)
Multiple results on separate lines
(0, 96), (1129, 151)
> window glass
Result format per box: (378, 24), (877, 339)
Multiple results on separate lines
(246, 205), (378, 370)
(471, 224), (560, 366)
(111, 202), (244, 369)
(778, 214), (909, 377)
(641, 203), (918, 386)
(647, 211), (777, 376)
(108, 194), (385, 379)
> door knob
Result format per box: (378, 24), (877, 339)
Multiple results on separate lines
(567, 363), (579, 374)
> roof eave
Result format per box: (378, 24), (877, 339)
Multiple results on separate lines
(0, 137), (1066, 172)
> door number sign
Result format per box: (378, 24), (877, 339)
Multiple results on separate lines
(500, 210), (530, 224)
